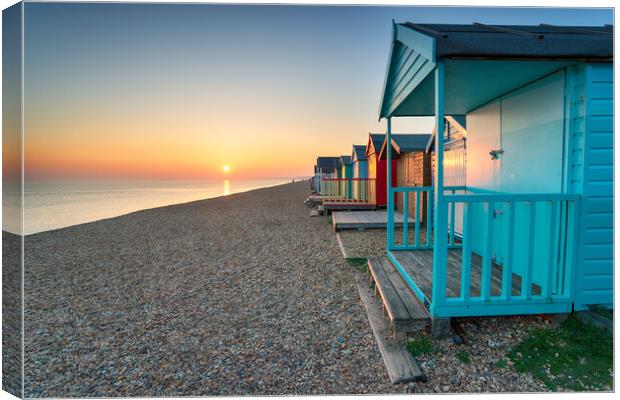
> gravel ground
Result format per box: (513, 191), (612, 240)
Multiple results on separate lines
(337, 227), (414, 258)
(333, 218), (554, 393)
(23, 182), (405, 397)
(337, 229), (388, 258)
(19, 183), (566, 396)
(3, 232), (23, 397)
(408, 316), (551, 393)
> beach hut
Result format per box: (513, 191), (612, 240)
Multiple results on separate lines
(314, 156), (339, 195)
(366, 133), (397, 207)
(338, 155), (354, 199)
(378, 133), (432, 225)
(351, 145), (369, 201)
(371, 22), (612, 334)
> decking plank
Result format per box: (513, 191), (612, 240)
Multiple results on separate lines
(391, 249), (541, 301)
(367, 257), (412, 322)
(392, 250), (435, 301)
(332, 211), (415, 231)
(334, 232), (349, 259)
(381, 260), (430, 321)
(356, 276), (426, 384)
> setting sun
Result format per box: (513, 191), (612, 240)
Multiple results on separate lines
(222, 165), (230, 173)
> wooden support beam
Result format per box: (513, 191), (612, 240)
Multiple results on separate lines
(431, 60), (447, 314)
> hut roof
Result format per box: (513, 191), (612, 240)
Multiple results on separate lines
(378, 134), (433, 160)
(367, 133), (386, 156)
(316, 156), (340, 173)
(450, 115), (466, 129)
(379, 23), (613, 119)
(401, 23), (612, 60)
(352, 145), (367, 161)
(339, 155), (352, 166)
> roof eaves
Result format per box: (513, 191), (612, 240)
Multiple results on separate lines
(379, 21), (397, 120)
(396, 23), (436, 61)
(390, 138), (402, 154)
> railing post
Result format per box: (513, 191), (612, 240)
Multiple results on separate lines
(426, 190), (432, 245)
(501, 202), (515, 300)
(386, 117), (394, 250)
(402, 191), (409, 246)
(415, 191), (421, 247)
(523, 201), (537, 299)
(481, 202), (494, 300)
(449, 190), (456, 246)
(431, 61), (447, 313)
(461, 202), (472, 301)
(566, 197), (580, 299)
(544, 201), (558, 299)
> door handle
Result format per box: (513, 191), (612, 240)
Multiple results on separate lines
(489, 149), (504, 160)
(493, 209), (503, 218)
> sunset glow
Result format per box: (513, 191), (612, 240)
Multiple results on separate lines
(20, 4), (611, 182)
(222, 165), (231, 173)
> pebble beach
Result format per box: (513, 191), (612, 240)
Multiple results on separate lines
(23, 181), (401, 397)
(20, 181), (568, 396)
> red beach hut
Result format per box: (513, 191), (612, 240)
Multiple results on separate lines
(365, 133), (397, 207)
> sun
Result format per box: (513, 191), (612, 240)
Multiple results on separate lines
(222, 165), (231, 173)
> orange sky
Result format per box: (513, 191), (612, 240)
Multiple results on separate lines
(20, 4), (611, 181)
(21, 3), (440, 181)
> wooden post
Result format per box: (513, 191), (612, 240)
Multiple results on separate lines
(461, 202), (473, 301)
(431, 61), (447, 316)
(481, 202), (495, 300)
(415, 191), (421, 247)
(501, 202), (515, 300)
(402, 192), (409, 246)
(387, 117), (395, 250)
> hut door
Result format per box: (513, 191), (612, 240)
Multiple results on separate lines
(465, 101), (502, 260)
(466, 71), (566, 273)
(499, 71), (566, 286)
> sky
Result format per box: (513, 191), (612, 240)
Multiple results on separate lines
(19, 3), (613, 180)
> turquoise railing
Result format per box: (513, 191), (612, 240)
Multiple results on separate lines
(387, 185), (581, 318)
(432, 191), (580, 317)
(387, 185), (467, 251)
(387, 186), (434, 250)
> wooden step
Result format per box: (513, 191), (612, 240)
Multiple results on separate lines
(356, 275), (426, 384)
(367, 256), (430, 333)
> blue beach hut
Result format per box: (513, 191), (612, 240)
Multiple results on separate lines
(372, 22), (613, 334)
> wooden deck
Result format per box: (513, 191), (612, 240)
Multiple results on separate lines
(332, 210), (414, 231)
(367, 257), (430, 333)
(323, 202), (376, 211)
(305, 195), (323, 204)
(390, 249), (541, 302)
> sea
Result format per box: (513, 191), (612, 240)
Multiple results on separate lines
(3, 178), (299, 235)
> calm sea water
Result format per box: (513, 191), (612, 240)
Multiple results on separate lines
(3, 179), (295, 235)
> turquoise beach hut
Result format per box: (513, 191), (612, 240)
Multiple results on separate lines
(351, 145), (369, 200)
(339, 155), (354, 199)
(373, 22), (613, 334)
